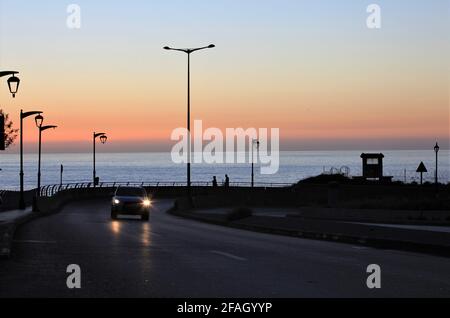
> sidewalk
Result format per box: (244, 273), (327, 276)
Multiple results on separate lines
(194, 207), (299, 218)
(344, 222), (450, 233)
(0, 207), (34, 258)
(173, 207), (450, 257)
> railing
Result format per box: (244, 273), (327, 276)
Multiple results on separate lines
(39, 181), (293, 197)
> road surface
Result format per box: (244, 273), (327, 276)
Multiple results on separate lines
(1, 199), (449, 297)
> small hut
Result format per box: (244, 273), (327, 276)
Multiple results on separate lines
(358, 153), (393, 182)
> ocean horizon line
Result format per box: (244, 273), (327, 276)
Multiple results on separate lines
(3, 148), (449, 155)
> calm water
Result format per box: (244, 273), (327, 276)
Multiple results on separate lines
(0, 151), (448, 190)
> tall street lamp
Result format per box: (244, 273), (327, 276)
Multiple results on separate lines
(251, 139), (260, 188)
(434, 142), (440, 185)
(35, 114), (57, 196)
(0, 71), (20, 98)
(93, 132), (107, 187)
(19, 109), (43, 209)
(164, 44), (215, 195)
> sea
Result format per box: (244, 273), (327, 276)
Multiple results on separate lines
(0, 150), (448, 190)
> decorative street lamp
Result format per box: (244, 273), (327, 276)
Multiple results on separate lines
(19, 109), (43, 209)
(0, 71), (20, 98)
(434, 142), (440, 185)
(164, 44), (215, 196)
(251, 139), (260, 188)
(93, 132), (107, 187)
(7, 75), (20, 98)
(100, 134), (108, 144)
(35, 114), (44, 128)
(35, 114), (57, 197)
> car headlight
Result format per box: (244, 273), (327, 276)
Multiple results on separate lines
(142, 199), (151, 207)
(114, 199), (120, 205)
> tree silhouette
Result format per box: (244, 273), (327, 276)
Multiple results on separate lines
(0, 109), (18, 149)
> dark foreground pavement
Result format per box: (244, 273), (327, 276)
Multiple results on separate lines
(0, 199), (450, 298)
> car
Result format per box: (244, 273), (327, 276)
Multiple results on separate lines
(111, 186), (152, 221)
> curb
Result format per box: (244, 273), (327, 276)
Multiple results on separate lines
(170, 209), (450, 258)
(0, 210), (38, 259)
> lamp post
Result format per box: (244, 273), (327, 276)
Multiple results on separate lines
(35, 114), (57, 196)
(60, 164), (64, 187)
(0, 71), (20, 98)
(19, 109), (43, 209)
(251, 139), (260, 188)
(93, 132), (107, 187)
(164, 44), (215, 195)
(434, 142), (440, 185)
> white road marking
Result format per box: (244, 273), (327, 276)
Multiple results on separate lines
(210, 250), (247, 261)
(14, 240), (57, 244)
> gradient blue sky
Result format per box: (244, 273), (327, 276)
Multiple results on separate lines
(0, 0), (448, 152)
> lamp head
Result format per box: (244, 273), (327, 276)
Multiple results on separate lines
(100, 135), (108, 144)
(35, 114), (44, 128)
(7, 75), (20, 98)
(208, 44), (215, 48)
(163, 46), (171, 50)
(434, 142), (440, 153)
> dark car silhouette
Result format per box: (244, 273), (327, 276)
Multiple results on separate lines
(111, 186), (151, 221)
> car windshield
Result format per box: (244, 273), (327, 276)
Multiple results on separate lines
(116, 187), (146, 197)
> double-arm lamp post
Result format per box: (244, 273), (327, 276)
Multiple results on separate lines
(0, 71), (20, 98)
(19, 110), (43, 209)
(163, 44), (215, 195)
(93, 132), (107, 187)
(34, 114), (57, 196)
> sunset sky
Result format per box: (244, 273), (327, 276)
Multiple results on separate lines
(0, 0), (448, 153)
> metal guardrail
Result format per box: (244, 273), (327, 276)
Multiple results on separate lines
(39, 181), (293, 197)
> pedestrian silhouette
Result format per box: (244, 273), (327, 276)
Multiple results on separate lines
(212, 176), (218, 187)
(224, 175), (230, 188)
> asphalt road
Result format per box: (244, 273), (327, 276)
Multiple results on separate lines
(1, 198), (450, 298)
